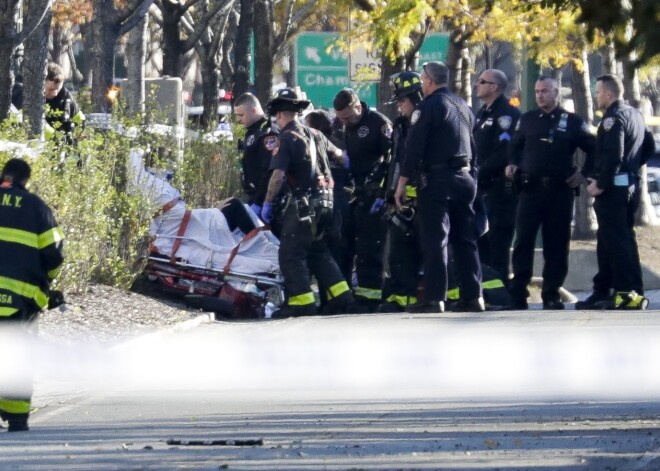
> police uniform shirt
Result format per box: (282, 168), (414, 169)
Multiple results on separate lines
(343, 101), (392, 185)
(509, 106), (595, 180)
(270, 120), (315, 195)
(592, 100), (648, 190)
(474, 94), (521, 181)
(402, 88), (474, 179)
(241, 116), (279, 203)
(45, 87), (82, 133)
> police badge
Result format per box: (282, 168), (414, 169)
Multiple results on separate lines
(382, 124), (393, 139)
(411, 110), (421, 125)
(602, 117), (615, 131)
(358, 126), (370, 138)
(246, 134), (255, 147)
(497, 115), (512, 130)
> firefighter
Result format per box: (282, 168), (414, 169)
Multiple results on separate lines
(260, 88), (355, 317)
(376, 71), (424, 313)
(0, 158), (64, 432)
(44, 62), (85, 145)
(333, 88), (393, 311)
(234, 92), (279, 214)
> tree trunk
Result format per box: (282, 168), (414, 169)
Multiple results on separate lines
(253, 0), (273, 106)
(22, 0), (52, 137)
(571, 48), (597, 240)
(125, 14), (147, 116)
(80, 22), (95, 88)
(446, 29), (466, 95)
(160, 0), (184, 77)
(90, 1), (119, 112)
(232, 0), (253, 99)
(459, 50), (472, 102)
(51, 23), (68, 67)
(600, 42), (616, 75)
(379, 54), (403, 119)
(0, 0), (21, 120)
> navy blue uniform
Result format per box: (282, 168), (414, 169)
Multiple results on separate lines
(270, 120), (351, 315)
(588, 100), (653, 296)
(342, 102), (392, 305)
(474, 94), (521, 282)
(508, 106), (595, 306)
(402, 87), (482, 304)
(239, 117), (278, 206)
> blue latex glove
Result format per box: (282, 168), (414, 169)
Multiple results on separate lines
(341, 150), (350, 169)
(370, 197), (385, 215)
(249, 203), (262, 215)
(261, 203), (273, 224)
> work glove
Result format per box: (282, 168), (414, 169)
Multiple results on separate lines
(261, 203), (273, 224)
(341, 150), (350, 169)
(249, 203), (262, 215)
(370, 197), (385, 215)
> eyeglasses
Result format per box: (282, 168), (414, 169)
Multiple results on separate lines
(477, 79), (497, 85)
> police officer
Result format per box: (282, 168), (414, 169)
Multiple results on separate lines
(376, 71), (423, 313)
(44, 62), (85, 144)
(260, 88), (355, 317)
(505, 76), (595, 310)
(333, 88), (393, 311)
(0, 159), (64, 432)
(394, 61), (484, 313)
(579, 74), (655, 310)
(473, 69), (521, 283)
(234, 92), (279, 214)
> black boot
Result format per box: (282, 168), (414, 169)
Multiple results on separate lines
(450, 297), (486, 312)
(4, 412), (29, 432)
(271, 304), (317, 319)
(406, 300), (445, 313)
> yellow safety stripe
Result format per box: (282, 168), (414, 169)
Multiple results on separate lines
(386, 294), (417, 307)
(0, 227), (38, 248)
(72, 111), (85, 125)
(405, 186), (417, 198)
(0, 276), (48, 309)
(447, 288), (460, 300)
(0, 307), (19, 317)
(355, 287), (382, 300)
(48, 267), (61, 280)
(37, 226), (64, 249)
(0, 398), (31, 414)
(482, 279), (505, 290)
(44, 122), (55, 140)
(288, 291), (316, 306)
(327, 281), (350, 299)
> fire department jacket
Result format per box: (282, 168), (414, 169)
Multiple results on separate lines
(0, 181), (64, 317)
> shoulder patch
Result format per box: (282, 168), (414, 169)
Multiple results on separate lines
(264, 136), (279, 151)
(497, 116), (512, 130)
(246, 134), (255, 147)
(357, 126), (370, 138)
(411, 110), (421, 125)
(381, 124), (393, 139)
(602, 117), (615, 131)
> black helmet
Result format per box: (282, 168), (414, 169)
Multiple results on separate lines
(390, 71), (423, 103)
(267, 87), (311, 115)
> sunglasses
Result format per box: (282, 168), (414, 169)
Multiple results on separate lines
(477, 79), (496, 85)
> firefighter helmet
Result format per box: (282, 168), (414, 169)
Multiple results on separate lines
(390, 71), (423, 103)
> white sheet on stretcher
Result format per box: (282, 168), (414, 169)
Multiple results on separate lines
(129, 149), (280, 274)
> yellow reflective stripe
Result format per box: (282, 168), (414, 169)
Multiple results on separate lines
(0, 398), (31, 414)
(0, 276), (48, 309)
(483, 279), (505, 290)
(72, 111), (85, 125)
(327, 281), (350, 299)
(47, 267), (61, 280)
(0, 307), (19, 317)
(447, 288), (460, 300)
(38, 227), (64, 249)
(0, 227), (38, 248)
(386, 294), (417, 307)
(355, 287), (382, 300)
(405, 185), (417, 198)
(288, 291), (316, 306)
(44, 122), (55, 139)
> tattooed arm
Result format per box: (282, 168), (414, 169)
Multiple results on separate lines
(264, 169), (286, 204)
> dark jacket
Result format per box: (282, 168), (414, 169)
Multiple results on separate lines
(240, 117), (279, 205)
(0, 182), (64, 316)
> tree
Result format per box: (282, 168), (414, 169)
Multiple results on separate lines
(231, 0), (253, 99)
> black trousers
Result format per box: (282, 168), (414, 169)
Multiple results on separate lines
(382, 216), (422, 306)
(0, 311), (38, 416)
(343, 194), (386, 302)
(477, 179), (518, 282)
(417, 169), (482, 302)
(279, 204), (350, 311)
(592, 184), (643, 294)
(510, 185), (574, 303)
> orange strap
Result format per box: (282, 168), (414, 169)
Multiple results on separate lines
(155, 197), (181, 218)
(170, 209), (192, 264)
(223, 226), (268, 274)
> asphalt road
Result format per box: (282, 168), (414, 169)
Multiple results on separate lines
(3, 309), (660, 470)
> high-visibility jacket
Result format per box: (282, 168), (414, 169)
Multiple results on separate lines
(0, 181), (64, 317)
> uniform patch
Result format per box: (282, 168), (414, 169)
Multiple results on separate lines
(602, 117), (615, 131)
(264, 136), (279, 151)
(581, 121), (591, 133)
(381, 124), (393, 139)
(246, 134), (255, 147)
(357, 126), (370, 138)
(498, 115), (512, 130)
(411, 110), (421, 125)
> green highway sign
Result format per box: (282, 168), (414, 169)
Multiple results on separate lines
(418, 33), (450, 64)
